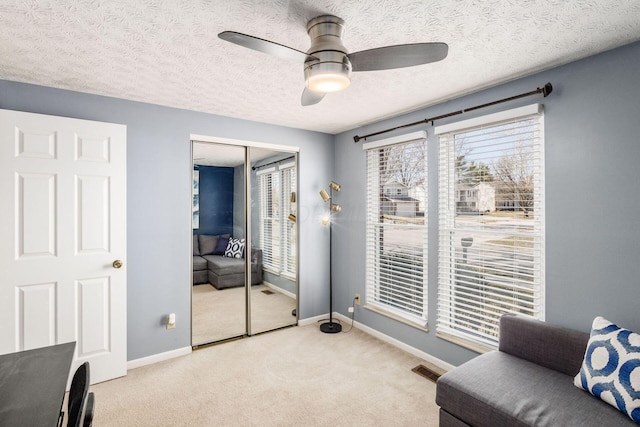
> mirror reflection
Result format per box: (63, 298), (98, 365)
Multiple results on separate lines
(191, 141), (297, 347)
(191, 143), (246, 344)
(249, 147), (298, 334)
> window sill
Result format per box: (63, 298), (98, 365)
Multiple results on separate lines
(263, 267), (280, 276)
(281, 272), (296, 281)
(436, 332), (495, 354)
(364, 304), (428, 332)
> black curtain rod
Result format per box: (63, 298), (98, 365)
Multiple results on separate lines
(251, 155), (296, 171)
(353, 82), (553, 143)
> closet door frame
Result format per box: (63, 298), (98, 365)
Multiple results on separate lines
(190, 134), (299, 344)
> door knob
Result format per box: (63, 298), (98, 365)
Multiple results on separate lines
(112, 260), (123, 269)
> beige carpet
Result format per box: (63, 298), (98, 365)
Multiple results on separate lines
(92, 324), (441, 426)
(192, 284), (297, 345)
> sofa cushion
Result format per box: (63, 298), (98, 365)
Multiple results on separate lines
(192, 255), (207, 271)
(224, 237), (245, 259)
(574, 316), (640, 423)
(193, 235), (200, 256)
(198, 235), (219, 255)
(204, 255), (246, 276)
(436, 351), (635, 427)
(499, 313), (590, 376)
(213, 236), (229, 255)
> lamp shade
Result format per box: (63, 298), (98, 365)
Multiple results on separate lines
(329, 181), (341, 192)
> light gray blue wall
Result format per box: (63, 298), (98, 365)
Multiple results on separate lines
(333, 41), (640, 367)
(0, 81), (334, 360)
(6, 41), (637, 367)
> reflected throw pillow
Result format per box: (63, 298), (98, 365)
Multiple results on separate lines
(224, 238), (245, 259)
(213, 236), (230, 255)
(574, 316), (640, 423)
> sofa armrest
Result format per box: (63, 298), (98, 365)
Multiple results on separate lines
(498, 313), (590, 376)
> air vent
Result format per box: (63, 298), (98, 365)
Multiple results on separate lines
(412, 364), (443, 383)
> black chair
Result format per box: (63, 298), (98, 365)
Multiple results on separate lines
(68, 362), (90, 427)
(83, 391), (95, 427)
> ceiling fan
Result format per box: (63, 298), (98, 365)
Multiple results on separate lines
(218, 15), (448, 106)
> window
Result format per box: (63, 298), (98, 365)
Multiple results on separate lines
(257, 161), (297, 277)
(364, 131), (428, 326)
(436, 104), (545, 350)
(281, 164), (297, 278)
(258, 169), (280, 271)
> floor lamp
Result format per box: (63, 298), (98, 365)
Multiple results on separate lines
(319, 181), (342, 334)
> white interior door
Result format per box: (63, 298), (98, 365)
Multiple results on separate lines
(0, 109), (127, 384)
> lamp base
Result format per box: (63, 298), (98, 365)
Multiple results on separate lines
(320, 322), (342, 334)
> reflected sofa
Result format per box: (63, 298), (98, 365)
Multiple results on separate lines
(193, 234), (263, 289)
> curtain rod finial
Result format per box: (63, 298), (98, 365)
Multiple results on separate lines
(542, 82), (553, 97)
(353, 135), (362, 143)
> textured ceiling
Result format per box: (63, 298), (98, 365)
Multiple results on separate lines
(193, 141), (277, 167)
(1, 1), (640, 134)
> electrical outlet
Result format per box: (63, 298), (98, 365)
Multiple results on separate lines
(354, 293), (361, 305)
(166, 313), (176, 329)
(348, 306), (354, 313)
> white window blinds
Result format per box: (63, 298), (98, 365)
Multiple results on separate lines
(281, 164), (297, 277)
(364, 132), (428, 325)
(436, 104), (545, 349)
(258, 169), (280, 272)
(257, 162), (297, 277)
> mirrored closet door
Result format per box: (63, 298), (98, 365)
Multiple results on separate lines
(191, 141), (298, 347)
(191, 143), (247, 345)
(249, 147), (298, 335)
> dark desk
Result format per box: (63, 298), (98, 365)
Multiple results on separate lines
(0, 342), (75, 427)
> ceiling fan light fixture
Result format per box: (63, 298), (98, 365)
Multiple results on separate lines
(219, 14), (447, 106)
(305, 62), (351, 93)
(306, 73), (350, 93)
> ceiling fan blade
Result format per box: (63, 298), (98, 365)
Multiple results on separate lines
(301, 88), (325, 106)
(218, 31), (314, 63)
(349, 42), (448, 72)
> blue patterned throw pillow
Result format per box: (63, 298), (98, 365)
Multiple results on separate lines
(574, 316), (640, 422)
(224, 237), (245, 259)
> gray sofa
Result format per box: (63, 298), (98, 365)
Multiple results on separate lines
(436, 314), (636, 426)
(193, 234), (263, 289)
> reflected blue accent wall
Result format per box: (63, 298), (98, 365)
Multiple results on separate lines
(195, 166), (234, 236)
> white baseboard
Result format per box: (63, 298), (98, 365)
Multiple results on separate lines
(332, 312), (456, 372)
(129, 314), (454, 373)
(298, 313), (329, 326)
(127, 346), (192, 370)
(262, 281), (297, 300)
